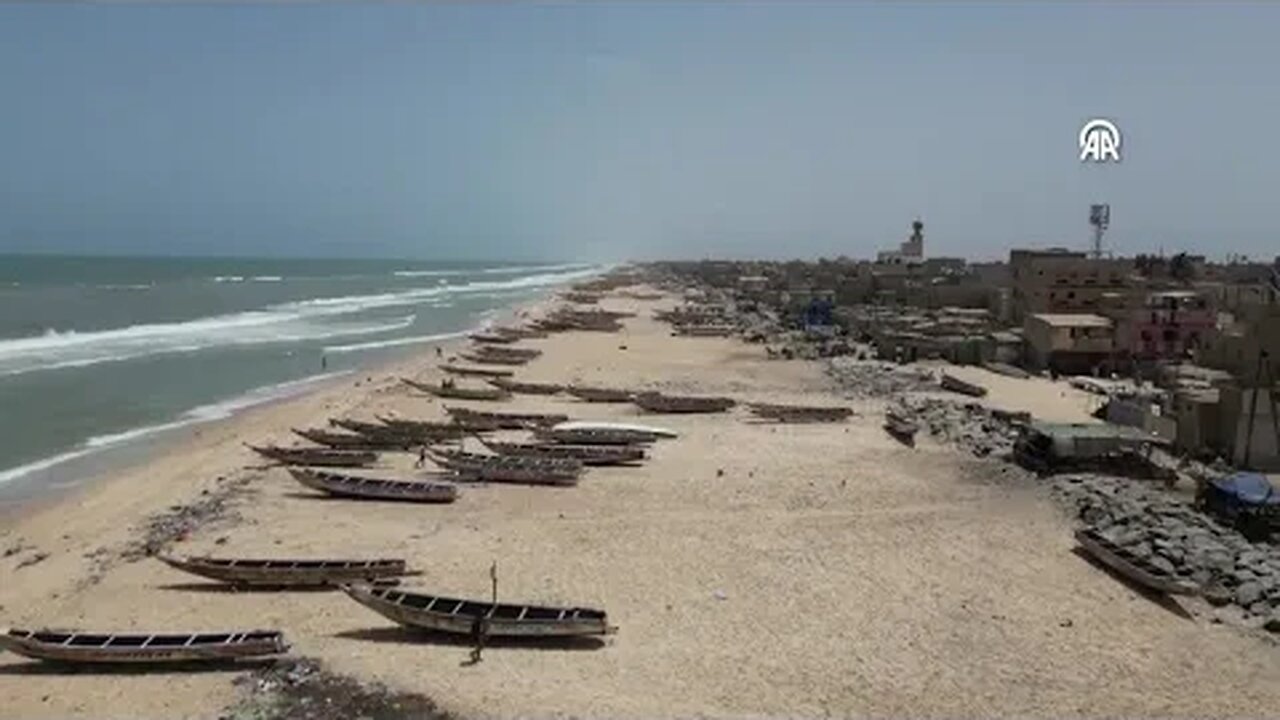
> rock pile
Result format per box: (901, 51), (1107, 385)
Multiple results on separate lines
(896, 396), (1022, 458)
(828, 358), (936, 399)
(1053, 473), (1280, 626)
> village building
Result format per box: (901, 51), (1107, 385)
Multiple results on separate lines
(1022, 313), (1115, 374)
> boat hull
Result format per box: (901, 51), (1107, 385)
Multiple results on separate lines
(0, 628), (288, 664)
(342, 585), (611, 638)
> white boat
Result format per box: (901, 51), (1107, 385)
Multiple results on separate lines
(551, 420), (678, 439)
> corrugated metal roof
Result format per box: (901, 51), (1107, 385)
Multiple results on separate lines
(1028, 313), (1113, 328)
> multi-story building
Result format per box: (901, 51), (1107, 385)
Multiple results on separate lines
(1116, 290), (1217, 361)
(1022, 313), (1116, 374)
(1009, 248), (1138, 320)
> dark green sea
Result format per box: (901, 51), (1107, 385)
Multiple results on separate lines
(0, 255), (601, 498)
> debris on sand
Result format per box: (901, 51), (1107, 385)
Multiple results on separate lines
(827, 359), (936, 399)
(15, 551), (49, 570)
(123, 472), (257, 561)
(222, 658), (458, 720)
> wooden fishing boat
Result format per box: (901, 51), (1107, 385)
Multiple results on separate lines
(445, 406), (568, 429)
(157, 554), (419, 587)
(377, 415), (488, 435)
(0, 627), (288, 664)
(883, 410), (919, 444)
(534, 427), (659, 446)
(293, 428), (410, 450)
(471, 345), (542, 359)
(493, 326), (547, 340)
(940, 372), (989, 398)
(486, 377), (565, 395)
(671, 324), (735, 337)
(341, 584), (613, 638)
(247, 445), (377, 468)
(1074, 528), (1198, 595)
(401, 378), (512, 401)
(481, 440), (646, 466)
(469, 332), (519, 345)
(746, 402), (853, 423)
(633, 392), (736, 414)
(430, 450), (582, 486)
(566, 385), (635, 403)
(288, 468), (459, 503)
(437, 363), (515, 378)
(554, 421), (678, 438)
(459, 353), (530, 366)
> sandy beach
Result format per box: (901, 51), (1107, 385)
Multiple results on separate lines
(3, 289), (1280, 719)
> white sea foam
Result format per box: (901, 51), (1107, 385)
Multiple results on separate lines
(251, 275), (283, 282)
(323, 330), (467, 354)
(0, 264), (602, 378)
(212, 275), (245, 283)
(0, 371), (352, 487)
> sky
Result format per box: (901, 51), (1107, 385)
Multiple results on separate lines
(0, 3), (1277, 263)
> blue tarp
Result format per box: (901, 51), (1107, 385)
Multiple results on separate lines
(1207, 473), (1280, 507)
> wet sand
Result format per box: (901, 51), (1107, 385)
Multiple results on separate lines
(3, 292), (1280, 718)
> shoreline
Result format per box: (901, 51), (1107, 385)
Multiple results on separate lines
(4, 279), (1280, 718)
(0, 290), (551, 527)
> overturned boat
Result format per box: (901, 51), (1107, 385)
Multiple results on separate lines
(341, 584), (613, 638)
(157, 554), (419, 587)
(633, 391), (736, 414)
(481, 440), (646, 466)
(0, 627), (288, 664)
(486, 377), (565, 395)
(746, 402), (853, 423)
(247, 444), (377, 468)
(1074, 528), (1198, 595)
(288, 467), (459, 503)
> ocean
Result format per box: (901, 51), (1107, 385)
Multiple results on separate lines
(0, 254), (602, 499)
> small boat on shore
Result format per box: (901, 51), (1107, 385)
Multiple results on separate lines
(247, 445), (377, 467)
(883, 410), (919, 445)
(535, 427), (659, 446)
(486, 377), (565, 395)
(293, 428), (411, 450)
(437, 363), (515, 379)
(445, 406), (568, 429)
(633, 391), (736, 414)
(481, 440), (646, 466)
(157, 554), (420, 587)
(940, 372), (989, 398)
(341, 584), (613, 638)
(566, 385), (635, 403)
(746, 403), (853, 423)
(469, 332), (519, 345)
(288, 468), (459, 503)
(401, 378), (512, 401)
(459, 353), (530, 366)
(377, 415), (491, 435)
(471, 345), (542, 360)
(1074, 528), (1198, 595)
(0, 628), (289, 664)
(430, 450), (583, 486)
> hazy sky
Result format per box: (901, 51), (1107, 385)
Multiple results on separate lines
(1, 3), (1277, 262)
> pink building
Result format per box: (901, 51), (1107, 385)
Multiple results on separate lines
(1122, 290), (1216, 360)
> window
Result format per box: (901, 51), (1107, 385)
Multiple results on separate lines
(1067, 291), (1076, 299)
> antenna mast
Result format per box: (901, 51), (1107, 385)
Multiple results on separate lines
(1089, 204), (1110, 259)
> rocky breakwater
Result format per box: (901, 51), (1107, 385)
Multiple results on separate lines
(827, 358), (937, 399)
(895, 395), (1024, 458)
(1054, 473), (1280, 628)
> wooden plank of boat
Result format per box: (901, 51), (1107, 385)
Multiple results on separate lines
(633, 392), (736, 414)
(481, 440), (646, 466)
(288, 468), (459, 503)
(157, 554), (420, 587)
(401, 378), (512, 402)
(0, 627), (288, 664)
(554, 421), (678, 438)
(566, 385), (635, 403)
(247, 445), (377, 468)
(940, 372), (989, 398)
(1074, 528), (1198, 595)
(341, 584), (613, 638)
(437, 363), (515, 378)
(293, 428), (411, 450)
(486, 378), (565, 395)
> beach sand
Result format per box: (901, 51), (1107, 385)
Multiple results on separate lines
(3, 292), (1280, 718)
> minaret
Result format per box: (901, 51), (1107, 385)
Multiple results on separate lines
(904, 219), (924, 258)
